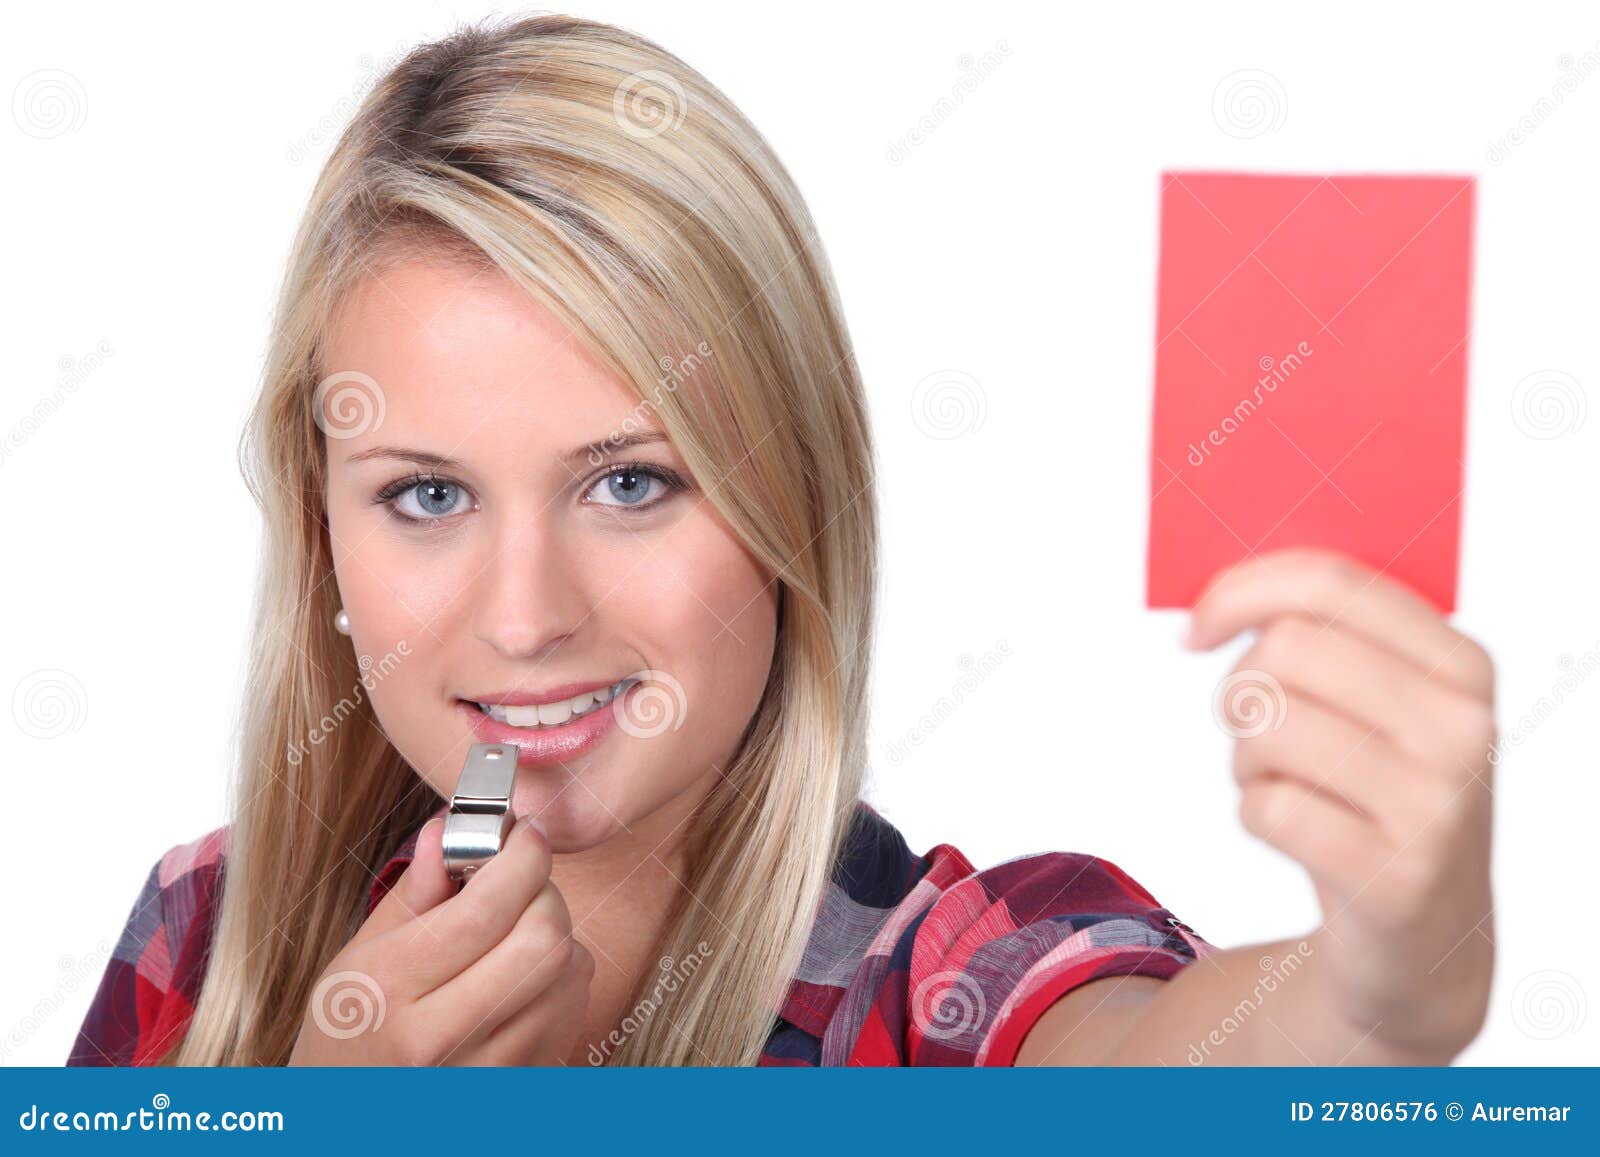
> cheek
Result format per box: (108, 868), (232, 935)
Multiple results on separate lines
(326, 513), (465, 775)
(614, 518), (776, 727)
(328, 504), (471, 633)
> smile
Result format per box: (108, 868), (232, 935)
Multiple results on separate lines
(468, 677), (640, 729)
(458, 677), (641, 767)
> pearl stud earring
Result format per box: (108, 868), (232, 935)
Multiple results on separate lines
(334, 609), (351, 636)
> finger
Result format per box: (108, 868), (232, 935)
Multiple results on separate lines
(372, 814), (554, 991)
(1187, 549), (1493, 700)
(1237, 771), (1388, 900)
(347, 816), (454, 950)
(1231, 615), (1471, 761)
(1233, 693), (1438, 840)
(423, 886), (579, 1054)
(472, 943), (595, 1066)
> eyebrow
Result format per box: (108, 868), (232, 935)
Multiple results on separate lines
(345, 430), (672, 470)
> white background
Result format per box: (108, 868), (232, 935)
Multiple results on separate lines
(3, 1), (1596, 1066)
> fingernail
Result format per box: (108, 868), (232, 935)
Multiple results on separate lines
(520, 812), (547, 838)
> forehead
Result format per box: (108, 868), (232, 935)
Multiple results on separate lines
(320, 256), (643, 452)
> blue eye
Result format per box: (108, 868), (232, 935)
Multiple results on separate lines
(584, 465), (684, 509)
(378, 475), (472, 523)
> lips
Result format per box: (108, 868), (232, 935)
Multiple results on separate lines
(456, 680), (638, 766)
(467, 677), (639, 728)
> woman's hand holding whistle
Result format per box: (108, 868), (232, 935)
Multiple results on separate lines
(288, 814), (592, 1065)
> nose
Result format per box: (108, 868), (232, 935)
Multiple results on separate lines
(468, 512), (590, 663)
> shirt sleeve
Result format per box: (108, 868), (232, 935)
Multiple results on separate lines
(902, 850), (1215, 1066)
(65, 858), (170, 1066)
(65, 827), (225, 1067)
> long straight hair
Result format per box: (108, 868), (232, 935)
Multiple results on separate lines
(161, 12), (876, 1065)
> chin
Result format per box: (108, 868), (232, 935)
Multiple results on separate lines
(513, 790), (633, 853)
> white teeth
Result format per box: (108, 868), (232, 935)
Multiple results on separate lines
(474, 679), (631, 729)
(501, 704), (540, 727)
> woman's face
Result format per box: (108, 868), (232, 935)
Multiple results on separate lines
(319, 255), (779, 853)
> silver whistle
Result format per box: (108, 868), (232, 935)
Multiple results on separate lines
(442, 743), (517, 883)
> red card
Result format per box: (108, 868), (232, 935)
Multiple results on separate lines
(1146, 172), (1474, 612)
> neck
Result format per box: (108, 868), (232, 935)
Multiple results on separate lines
(548, 764), (723, 1062)
(548, 762), (717, 922)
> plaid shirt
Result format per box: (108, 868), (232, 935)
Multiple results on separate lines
(67, 802), (1213, 1067)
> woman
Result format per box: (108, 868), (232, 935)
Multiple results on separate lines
(67, 12), (1496, 1067)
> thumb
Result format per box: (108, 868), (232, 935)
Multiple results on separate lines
(348, 816), (454, 948)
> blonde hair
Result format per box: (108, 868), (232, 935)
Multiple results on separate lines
(161, 11), (876, 1066)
